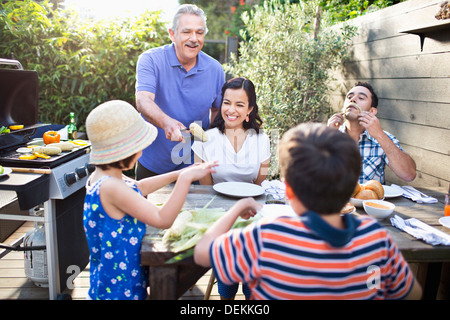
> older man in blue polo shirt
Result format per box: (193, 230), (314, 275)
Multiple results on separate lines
(135, 4), (225, 178)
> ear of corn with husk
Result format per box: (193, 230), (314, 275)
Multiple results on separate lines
(162, 196), (260, 256)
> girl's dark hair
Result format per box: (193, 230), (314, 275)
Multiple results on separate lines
(96, 154), (136, 171)
(210, 77), (263, 133)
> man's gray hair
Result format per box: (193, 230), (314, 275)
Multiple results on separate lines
(170, 4), (208, 35)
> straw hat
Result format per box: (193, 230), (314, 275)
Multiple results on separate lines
(86, 100), (157, 165)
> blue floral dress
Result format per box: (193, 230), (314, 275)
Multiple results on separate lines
(83, 176), (148, 300)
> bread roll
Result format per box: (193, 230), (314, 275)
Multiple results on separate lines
(364, 180), (384, 199)
(352, 183), (362, 197)
(355, 189), (378, 200)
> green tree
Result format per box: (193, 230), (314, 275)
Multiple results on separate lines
(0, 0), (169, 129)
(319, 0), (406, 24)
(224, 0), (356, 177)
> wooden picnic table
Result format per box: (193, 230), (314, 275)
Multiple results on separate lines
(141, 184), (450, 300)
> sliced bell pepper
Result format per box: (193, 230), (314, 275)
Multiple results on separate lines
(9, 125), (24, 130)
(70, 139), (89, 146)
(33, 152), (51, 159)
(43, 131), (60, 144)
(19, 154), (37, 160)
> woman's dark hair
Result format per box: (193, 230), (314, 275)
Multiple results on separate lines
(210, 77), (263, 133)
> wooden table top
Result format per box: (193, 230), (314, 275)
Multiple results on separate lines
(141, 184), (450, 266)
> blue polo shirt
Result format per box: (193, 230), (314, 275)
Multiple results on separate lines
(136, 44), (225, 174)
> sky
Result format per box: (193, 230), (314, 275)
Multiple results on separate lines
(64, 0), (180, 22)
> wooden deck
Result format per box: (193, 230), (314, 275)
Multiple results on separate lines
(0, 222), (245, 300)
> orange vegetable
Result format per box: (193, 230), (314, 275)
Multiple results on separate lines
(43, 131), (60, 144)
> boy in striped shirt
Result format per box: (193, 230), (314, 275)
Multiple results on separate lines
(194, 123), (422, 300)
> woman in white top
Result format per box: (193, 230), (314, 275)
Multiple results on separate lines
(192, 77), (270, 186)
(192, 77), (270, 300)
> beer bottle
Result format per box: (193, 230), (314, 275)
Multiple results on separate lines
(67, 112), (77, 140)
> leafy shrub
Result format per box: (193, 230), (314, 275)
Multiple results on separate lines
(0, 0), (169, 130)
(319, 0), (405, 24)
(226, 0), (356, 131)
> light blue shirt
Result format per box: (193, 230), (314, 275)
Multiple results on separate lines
(136, 44), (225, 173)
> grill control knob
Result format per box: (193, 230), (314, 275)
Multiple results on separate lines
(64, 172), (77, 186)
(86, 163), (96, 174)
(76, 167), (87, 178)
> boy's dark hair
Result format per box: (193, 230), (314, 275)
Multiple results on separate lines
(211, 77), (263, 133)
(354, 81), (378, 108)
(279, 123), (361, 214)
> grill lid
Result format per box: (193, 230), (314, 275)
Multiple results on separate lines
(0, 68), (39, 127)
(0, 59), (41, 150)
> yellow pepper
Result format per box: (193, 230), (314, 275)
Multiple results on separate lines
(70, 139), (89, 146)
(9, 125), (24, 130)
(19, 154), (37, 160)
(33, 152), (51, 159)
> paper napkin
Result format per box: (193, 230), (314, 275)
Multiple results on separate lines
(390, 184), (438, 203)
(390, 215), (450, 246)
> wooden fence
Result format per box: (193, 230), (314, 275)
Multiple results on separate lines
(328, 0), (450, 191)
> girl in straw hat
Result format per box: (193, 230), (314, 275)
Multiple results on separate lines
(83, 100), (217, 300)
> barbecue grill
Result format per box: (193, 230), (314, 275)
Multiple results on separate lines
(0, 59), (92, 299)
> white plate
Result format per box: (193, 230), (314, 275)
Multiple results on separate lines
(258, 204), (297, 220)
(213, 182), (265, 198)
(0, 167), (12, 177)
(383, 185), (403, 198)
(439, 216), (450, 229)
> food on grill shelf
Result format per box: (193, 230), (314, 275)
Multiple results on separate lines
(47, 142), (75, 151)
(32, 146), (62, 156)
(33, 152), (51, 159)
(9, 124), (24, 130)
(70, 139), (89, 146)
(43, 130), (61, 144)
(189, 122), (208, 142)
(0, 126), (10, 134)
(19, 154), (38, 160)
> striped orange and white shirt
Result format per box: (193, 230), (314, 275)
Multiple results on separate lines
(210, 211), (414, 300)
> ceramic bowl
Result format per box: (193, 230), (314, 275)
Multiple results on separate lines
(363, 199), (395, 219)
(350, 197), (364, 208)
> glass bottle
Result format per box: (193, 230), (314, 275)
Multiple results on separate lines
(67, 112), (77, 140)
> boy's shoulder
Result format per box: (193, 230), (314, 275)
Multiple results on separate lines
(257, 212), (388, 247)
